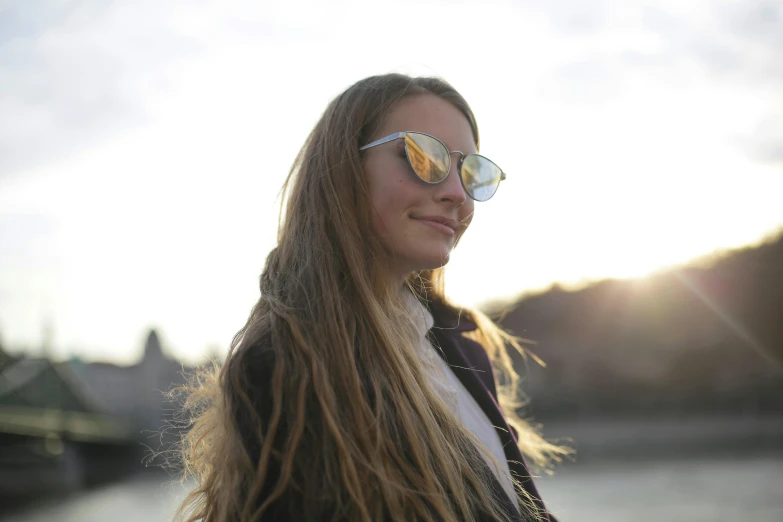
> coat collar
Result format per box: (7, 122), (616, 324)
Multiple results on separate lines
(427, 305), (554, 522)
(426, 299), (479, 333)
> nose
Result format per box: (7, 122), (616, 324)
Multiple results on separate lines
(433, 152), (467, 206)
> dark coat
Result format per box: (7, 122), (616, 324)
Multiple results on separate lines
(232, 304), (557, 521)
(427, 301), (557, 522)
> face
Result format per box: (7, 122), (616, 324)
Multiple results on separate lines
(362, 94), (476, 281)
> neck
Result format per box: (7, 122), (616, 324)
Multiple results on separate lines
(387, 268), (414, 295)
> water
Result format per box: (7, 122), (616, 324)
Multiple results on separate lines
(2, 474), (190, 522)
(535, 454), (783, 522)
(4, 455), (782, 521)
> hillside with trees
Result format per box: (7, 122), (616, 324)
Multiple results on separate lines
(492, 231), (783, 420)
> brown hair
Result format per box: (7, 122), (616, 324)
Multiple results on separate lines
(173, 73), (568, 522)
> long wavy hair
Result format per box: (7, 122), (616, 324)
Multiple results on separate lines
(173, 73), (569, 522)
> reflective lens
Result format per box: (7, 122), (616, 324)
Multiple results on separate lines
(404, 133), (450, 183)
(402, 132), (504, 201)
(461, 154), (503, 201)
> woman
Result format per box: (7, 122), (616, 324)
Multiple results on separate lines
(175, 74), (569, 522)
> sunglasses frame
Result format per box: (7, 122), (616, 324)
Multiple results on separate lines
(359, 131), (506, 201)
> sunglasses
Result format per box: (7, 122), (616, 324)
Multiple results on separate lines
(359, 131), (506, 202)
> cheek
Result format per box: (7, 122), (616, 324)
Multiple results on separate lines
(368, 165), (420, 223)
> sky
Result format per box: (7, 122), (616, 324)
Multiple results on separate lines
(1, 0), (782, 364)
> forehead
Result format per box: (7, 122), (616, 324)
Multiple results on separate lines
(376, 93), (477, 153)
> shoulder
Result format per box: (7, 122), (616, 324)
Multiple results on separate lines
(223, 335), (279, 450)
(224, 336), (307, 518)
(227, 334), (276, 391)
(427, 298), (479, 333)
(427, 299), (488, 364)
(427, 299), (498, 397)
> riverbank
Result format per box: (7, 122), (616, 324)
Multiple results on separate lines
(538, 413), (783, 462)
(4, 453), (782, 522)
(3, 414), (781, 521)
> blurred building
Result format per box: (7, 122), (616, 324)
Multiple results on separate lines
(68, 330), (189, 436)
(0, 329), (194, 502)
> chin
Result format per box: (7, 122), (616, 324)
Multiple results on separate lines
(414, 252), (452, 271)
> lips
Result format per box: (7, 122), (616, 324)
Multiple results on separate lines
(410, 215), (460, 232)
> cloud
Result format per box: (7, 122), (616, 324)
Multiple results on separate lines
(635, 1), (783, 85)
(530, 0), (783, 166)
(746, 111), (783, 165)
(0, 1), (202, 179)
(524, 0), (609, 34)
(707, 2), (783, 163)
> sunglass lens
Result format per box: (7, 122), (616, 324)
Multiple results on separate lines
(461, 155), (503, 201)
(404, 133), (450, 183)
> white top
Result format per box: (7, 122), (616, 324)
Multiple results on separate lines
(402, 290), (519, 512)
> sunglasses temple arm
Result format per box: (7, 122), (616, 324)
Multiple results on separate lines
(359, 132), (407, 151)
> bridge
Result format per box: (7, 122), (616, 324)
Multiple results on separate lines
(0, 332), (190, 500)
(0, 357), (134, 443)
